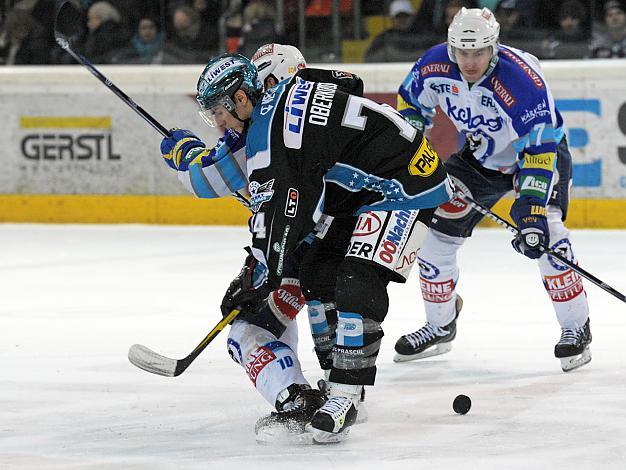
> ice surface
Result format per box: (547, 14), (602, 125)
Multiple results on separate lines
(1, 225), (625, 469)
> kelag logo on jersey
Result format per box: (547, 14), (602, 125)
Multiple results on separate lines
(445, 97), (503, 132)
(283, 78), (313, 149)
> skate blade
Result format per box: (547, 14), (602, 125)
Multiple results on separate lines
(255, 424), (313, 445)
(560, 347), (592, 372)
(393, 342), (452, 363)
(354, 403), (368, 425)
(309, 425), (352, 445)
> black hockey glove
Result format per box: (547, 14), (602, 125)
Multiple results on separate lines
(220, 250), (272, 321)
(510, 199), (549, 260)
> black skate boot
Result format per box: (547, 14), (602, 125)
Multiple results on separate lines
(554, 318), (592, 372)
(394, 294), (463, 362)
(310, 383), (361, 444)
(254, 384), (325, 444)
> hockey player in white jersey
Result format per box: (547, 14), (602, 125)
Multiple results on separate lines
(395, 7), (592, 372)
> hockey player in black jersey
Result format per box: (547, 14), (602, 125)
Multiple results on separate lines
(163, 50), (453, 443)
(162, 45), (376, 443)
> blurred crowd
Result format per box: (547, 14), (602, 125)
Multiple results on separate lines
(0, 0), (625, 65)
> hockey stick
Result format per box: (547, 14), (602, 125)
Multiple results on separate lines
(454, 190), (626, 303)
(54, 1), (170, 138)
(54, 1), (251, 208)
(128, 309), (241, 377)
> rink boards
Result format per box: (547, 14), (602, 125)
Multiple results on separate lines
(0, 60), (625, 227)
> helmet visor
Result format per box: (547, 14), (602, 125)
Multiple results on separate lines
(198, 95), (237, 128)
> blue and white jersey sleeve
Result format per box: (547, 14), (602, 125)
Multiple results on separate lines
(176, 128), (248, 198)
(500, 47), (564, 206)
(397, 45), (451, 128)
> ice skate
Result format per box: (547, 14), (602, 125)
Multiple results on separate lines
(310, 383), (361, 444)
(317, 378), (368, 425)
(554, 318), (592, 372)
(255, 384), (325, 444)
(394, 295), (463, 362)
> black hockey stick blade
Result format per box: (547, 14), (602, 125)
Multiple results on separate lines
(128, 309), (241, 377)
(455, 190), (626, 303)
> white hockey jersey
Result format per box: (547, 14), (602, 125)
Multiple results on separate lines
(398, 43), (564, 205)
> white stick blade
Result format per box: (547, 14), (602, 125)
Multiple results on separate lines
(128, 344), (177, 377)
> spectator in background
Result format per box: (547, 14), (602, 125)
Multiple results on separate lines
(541, 0), (589, 59)
(237, 1), (281, 59)
(83, 1), (130, 63)
(0, 7), (48, 64)
(191, 0), (219, 47)
(591, 0), (626, 58)
(111, 17), (163, 64)
(430, 0), (476, 42)
(365, 0), (437, 62)
(496, 0), (544, 57)
(162, 4), (216, 63)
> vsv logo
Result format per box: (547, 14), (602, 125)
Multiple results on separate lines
(445, 97), (503, 132)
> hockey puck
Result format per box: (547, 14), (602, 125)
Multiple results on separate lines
(453, 394), (471, 415)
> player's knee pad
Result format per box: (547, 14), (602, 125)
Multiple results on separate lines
(345, 209), (432, 282)
(538, 206), (587, 315)
(307, 300), (337, 370)
(335, 259), (390, 323)
(329, 311), (384, 386)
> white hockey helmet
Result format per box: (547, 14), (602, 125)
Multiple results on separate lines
(251, 43), (307, 88)
(447, 7), (500, 62)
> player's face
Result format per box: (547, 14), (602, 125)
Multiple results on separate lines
(454, 47), (492, 83)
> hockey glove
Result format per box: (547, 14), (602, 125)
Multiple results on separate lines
(221, 251), (271, 321)
(510, 199), (549, 260)
(161, 128), (205, 171)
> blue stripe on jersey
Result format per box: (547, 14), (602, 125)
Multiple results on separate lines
(189, 164), (218, 198)
(512, 124), (565, 152)
(325, 163), (451, 213)
(247, 82), (287, 171)
(214, 155), (247, 192)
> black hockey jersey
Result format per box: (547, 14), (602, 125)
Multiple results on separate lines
(245, 71), (453, 286)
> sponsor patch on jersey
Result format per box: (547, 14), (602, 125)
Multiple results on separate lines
(520, 174), (549, 198)
(523, 152), (555, 171)
(347, 240), (374, 258)
(331, 70), (355, 80)
(408, 138), (440, 177)
(249, 179), (275, 212)
(520, 99), (550, 124)
(420, 277), (455, 303)
(490, 76), (516, 108)
(543, 269), (584, 302)
(284, 188), (299, 217)
(420, 62), (452, 77)
(284, 78), (314, 149)
(435, 176), (472, 220)
(430, 82), (459, 95)
(500, 48), (545, 89)
(353, 211), (382, 236)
